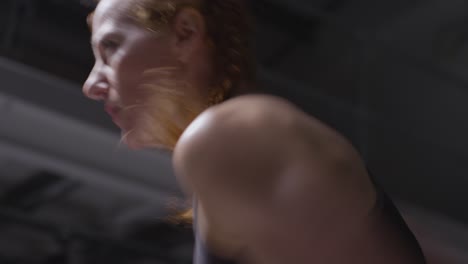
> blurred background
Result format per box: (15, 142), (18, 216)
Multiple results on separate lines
(0, 0), (467, 263)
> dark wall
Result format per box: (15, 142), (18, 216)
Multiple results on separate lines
(1, 0), (468, 224)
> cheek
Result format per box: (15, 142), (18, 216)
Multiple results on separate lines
(113, 58), (149, 107)
(115, 41), (176, 105)
(111, 55), (140, 101)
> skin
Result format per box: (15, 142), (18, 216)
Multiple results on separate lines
(84, 0), (425, 263)
(83, 0), (213, 149)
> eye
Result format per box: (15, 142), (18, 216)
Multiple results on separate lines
(98, 36), (122, 64)
(101, 38), (120, 52)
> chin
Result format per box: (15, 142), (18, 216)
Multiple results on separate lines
(120, 128), (174, 151)
(120, 132), (145, 150)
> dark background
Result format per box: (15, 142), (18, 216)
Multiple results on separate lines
(0, 0), (467, 262)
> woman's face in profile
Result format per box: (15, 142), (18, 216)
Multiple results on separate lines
(83, 0), (205, 149)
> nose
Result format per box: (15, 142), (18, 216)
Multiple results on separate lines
(83, 66), (110, 101)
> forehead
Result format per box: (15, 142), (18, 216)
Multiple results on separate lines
(92, 0), (136, 30)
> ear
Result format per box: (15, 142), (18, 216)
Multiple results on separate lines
(171, 7), (206, 63)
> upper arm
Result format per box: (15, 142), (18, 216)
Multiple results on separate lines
(173, 95), (375, 250)
(174, 96), (294, 212)
(174, 96), (300, 239)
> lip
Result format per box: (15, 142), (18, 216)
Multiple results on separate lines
(105, 105), (122, 126)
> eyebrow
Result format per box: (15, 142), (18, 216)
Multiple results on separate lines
(90, 32), (107, 49)
(89, 19), (116, 48)
(90, 31), (106, 49)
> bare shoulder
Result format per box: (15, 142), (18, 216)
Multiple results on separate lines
(184, 94), (303, 134)
(173, 94), (301, 184)
(175, 94), (360, 164)
(177, 94), (300, 144)
(174, 94), (307, 171)
(173, 94), (376, 253)
(173, 94), (367, 191)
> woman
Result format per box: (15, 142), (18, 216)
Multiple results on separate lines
(83, 0), (427, 263)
